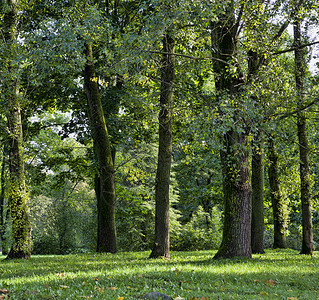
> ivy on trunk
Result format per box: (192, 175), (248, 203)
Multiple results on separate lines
(3, 0), (32, 260)
(211, 3), (251, 259)
(83, 43), (117, 253)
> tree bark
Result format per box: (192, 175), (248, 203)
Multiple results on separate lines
(2, 0), (32, 259)
(211, 4), (251, 259)
(149, 33), (175, 259)
(83, 43), (117, 253)
(215, 130), (252, 259)
(6, 101), (32, 259)
(267, 137), (287, 249)
(0, 145), (7, 255)
(251, 135), (265, 254)
(293, 20), (313, 255)
(248, 49), (265, 254)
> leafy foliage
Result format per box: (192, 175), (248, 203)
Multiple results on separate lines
(1, 0), (319, 257)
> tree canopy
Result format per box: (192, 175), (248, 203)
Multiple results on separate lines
(0, 0), (319, 258)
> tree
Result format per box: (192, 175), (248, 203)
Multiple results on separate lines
(267, 136), (287, 249)
(293, 18), (314, 255)
(211, 1), (252, 259)
(83, 42), (117, 253)
(149, 32), (175, 259)
(1, 0), (32, 259)
(0, 144), (8, 255)
(251, 135), (265, 253)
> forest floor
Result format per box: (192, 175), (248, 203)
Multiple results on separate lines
(0, 249), (318, 299)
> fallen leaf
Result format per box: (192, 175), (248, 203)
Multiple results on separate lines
(60, 285), (69, 289)
(0, 289), (9, 299)
(92, 277), (100, 281)
(265, 279), (276, 286)
(118, 297), (124, 300)
(56, 273), (64, 277)
(287, 298), (298, 300)
(45, 284), (49, 290)
(107, 287), (117, 290)
(95, 287), (105, 293)
(260, 291), (268, 295)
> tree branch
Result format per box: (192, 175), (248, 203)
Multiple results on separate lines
(144, 49), (233, 66)
(270, 0), (305, 44)
(275, 98), (319, 120)
(272, 40), (319, 55)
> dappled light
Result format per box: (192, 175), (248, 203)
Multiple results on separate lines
(1, 250), (319, 299)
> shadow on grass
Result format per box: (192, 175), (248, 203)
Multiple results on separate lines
(0, 250), (318, 299)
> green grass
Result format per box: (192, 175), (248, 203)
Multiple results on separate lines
(0, 249), (318, 299)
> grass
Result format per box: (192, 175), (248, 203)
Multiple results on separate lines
(0, 249), (318, 299)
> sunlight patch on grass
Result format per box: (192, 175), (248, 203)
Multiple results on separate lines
(0, 250), (318, 299)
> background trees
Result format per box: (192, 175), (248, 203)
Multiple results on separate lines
(0, 0), (318, 258)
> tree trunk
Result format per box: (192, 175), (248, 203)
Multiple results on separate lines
(267, 137), (287, 249)
(215, 130), (252, 259)
(247, 48), (265, 254)
(211, 4), (251, 259)
(0, 145), (7, 255)
(251, 135), (265, 254)
(83, 43), (117, 253)
(293, 20), (313, 255)
(6, 94), (32, 259)
(3, 0), (32, 260)
(149, 33), (174, 259)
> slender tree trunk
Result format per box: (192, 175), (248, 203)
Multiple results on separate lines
(83, 43), (117, 253)
(251, 135), (265, 253)
(6, 96), (32, 259)
(149, 33), (175, 259)
(247, 49), (265, 254)
(293, 20), (313, 255)
(3, 0), (32, 259)
(267, 137), (287, 249)
(0, 145), (7, 254)
(211, 4), (251, 259)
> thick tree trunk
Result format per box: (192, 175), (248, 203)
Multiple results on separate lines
(251, 136), (265, 254)
(293, 21), (313, 255)
(3, 0), (32, 259)
(149, 33), (174, 259)
(83, 43), (117, 253)
(267, 138), (287, 249)
(211, 4), (251, 259)
(215, 130), (252, 259)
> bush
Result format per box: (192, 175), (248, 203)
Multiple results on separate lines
(171, 206), (222, 251)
